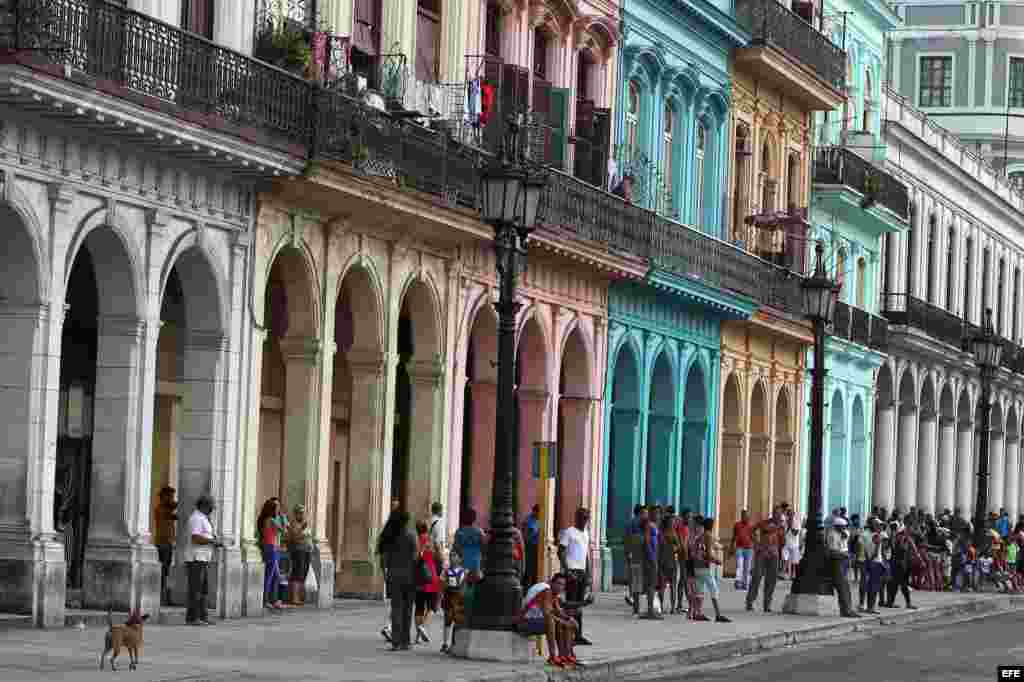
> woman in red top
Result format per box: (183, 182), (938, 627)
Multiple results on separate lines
(415, 520), (442, 644)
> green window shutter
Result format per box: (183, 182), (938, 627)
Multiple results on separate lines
(549, 87), (569, 170)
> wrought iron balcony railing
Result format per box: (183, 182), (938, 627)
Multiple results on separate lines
(882, 294), (973, 351)
(813, 146), (910, 222)
(833, 300), (888, 351)
(735, 0), (845, 92)
(6, 0), (313, 146)
(5, 0), (808, 315)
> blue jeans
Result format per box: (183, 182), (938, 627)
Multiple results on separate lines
(263, 544), (281, 602)
(734, 548), (753, 588)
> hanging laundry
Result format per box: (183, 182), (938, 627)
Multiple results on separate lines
(479, 84), (496, 126)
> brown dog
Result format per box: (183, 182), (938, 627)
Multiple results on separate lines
(99, 608), (148, 671)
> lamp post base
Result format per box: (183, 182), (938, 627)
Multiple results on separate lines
(448, 628), (535, 662)
(782, 592), (841, 617)
(783, 543), (842, 617)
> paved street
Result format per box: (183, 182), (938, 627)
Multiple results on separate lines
(0, 584), (1017, 682)
(639, 610), (1024, 682)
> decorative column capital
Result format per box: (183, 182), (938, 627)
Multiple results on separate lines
(48, 182), (75, 215)
(97, 314), (145, 339)
(407, 357), (444, 385)
(146, 208), (170, 239)
(184, 329), (228, 352)
(278, 336), (321, 363)
(347, 348), (387, 377)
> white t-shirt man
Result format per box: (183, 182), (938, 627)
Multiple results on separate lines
(559, 526), (589, 571)
(186, 508), (214, 563)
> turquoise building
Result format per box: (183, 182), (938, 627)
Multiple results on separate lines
(799, 0), (907, 521)
(601, 0), (753, 587)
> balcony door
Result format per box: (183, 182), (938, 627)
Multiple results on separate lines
(181, 0), (213, 38)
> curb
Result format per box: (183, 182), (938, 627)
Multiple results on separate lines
(455, 594), (1024, 682)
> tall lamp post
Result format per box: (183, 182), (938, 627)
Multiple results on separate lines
(969, 308), (1002, 554)
(466, 118), (548, 636)
(784, 240), (840, 612)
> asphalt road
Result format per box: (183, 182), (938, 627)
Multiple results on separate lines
(639, 611), (1024, 682)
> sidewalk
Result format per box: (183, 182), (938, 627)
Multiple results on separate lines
(0, 583), (1021, 682)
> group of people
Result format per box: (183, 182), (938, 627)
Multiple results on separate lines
(256, 497), (315, 610)
(375, 500), (595, 668)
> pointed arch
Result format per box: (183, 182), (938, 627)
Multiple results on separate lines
(336, 253), (385, 350)
(64, 210), (142, 319)
(828, 389), (848, 512)
(159, 234), (227, 335)
(681, 357), (709, 510)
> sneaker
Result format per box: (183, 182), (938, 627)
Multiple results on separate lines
(440, 643), (449, 654)
(381, 628), (393, 644)
(693, 614), (711, 622)
(417, 626), (430, 643)
(715, 615), (732, 623)
(197, 620), (211, 626)
(624, 594), (633, 606)
(574, 636), (592, 646)
(547, 656), (565, 668)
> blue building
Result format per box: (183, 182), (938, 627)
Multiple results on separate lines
(600, 0), (753, 587)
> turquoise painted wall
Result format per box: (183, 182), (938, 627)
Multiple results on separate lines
(601, 280), (724, 582)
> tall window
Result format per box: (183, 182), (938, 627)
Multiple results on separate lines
(625, 82), (640, 161)
(906, 222), (915, 296)
(945, 227), (955, 311)
(836, 248), (847, 296)
(1010, 57), (1024, 108)
(181, 0), (214, 37)
(883, 233), (892, 298)
(856, 258), (867, 308)
(733, 124), (751, 241)
(926, 216), (936, 303)
(760, 141), (775, 212)
(416, 0), (441, 81)
(787, 153), (800, 211)
(1014, 267), (1021, 340)
(998, 258), (1007, 334)
(863, 68), (873, 131)
(919, 56), (953, 107)
(533, 30), (549, 79)
(661, 102), (674, 215)
(964, 237), (973, 318)
(696, 124), (706, 224)
(982, 247), (991, 321)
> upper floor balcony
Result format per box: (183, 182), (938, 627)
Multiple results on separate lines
(734, 0), (845, 111)
(833, 300), (888, 352)
(813, 145), (910, 225)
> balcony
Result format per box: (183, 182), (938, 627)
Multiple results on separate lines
(881, 294), (969, 351)
(813, 146), (910, 224)
(833, 300), (888, 351)
(734, 0), (845, 110)
(3, 0), (311, 174)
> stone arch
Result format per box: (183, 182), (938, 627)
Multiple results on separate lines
(894, 366), (918, 513)
(917, 374), (938, 513)
(558, 318), (594, 398)
(720, 372), (744, 540)
(748, 380), (770, 520)
(396, 271), (442, 362)
(936, 381), (957, 512)
(0, 201), (45, 565)
(773, 386), (794, 511)
(264, 243), (320, 341)
(458, 297), (499, 531)
(828, 389), (847, 513)
(606, 339), (642, 582)
(872, 363), (896, 512)
(681, 357), (709, 512)
(646, 348), (676, 505)
(555, 325), (592, 536)
(850, 395), (868, 518)
(516, 314), (550, 517)
(336, 255), (386, 351)
(60, 223), (143, 607)
(154, 242), (228, 603)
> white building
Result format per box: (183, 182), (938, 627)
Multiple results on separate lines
(875, 84), (1024, 521)
(0, 0), (301, 626)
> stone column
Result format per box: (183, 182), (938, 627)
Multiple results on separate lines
(872, 400), (897, 511)
(467, 381), (497, 523)
(557, 397), (593, 537)
(937, 416), (957, 512)
(336, 349), (386, 596)
(239, 328), (266, 616)
(83, 316), (160, 614)
(0, 302), (65, 626)
(895, 402), (918, 513)
(405, 359), (444, 522)
(916, 409), (938, 513)
(957, 419), (974, 514)
(989, 428), (1006, 511)
(1005, 435), (1020, 520)
(517, 389), (550, 521)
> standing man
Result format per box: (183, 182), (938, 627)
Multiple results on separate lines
(642, 505), (662, 619)
(185, 495), (221, 626)
(383, 511), (418, 651)
(522, 504), (541, 588)
(153, 486), (178, 606)
(625, 505), (646, 612)
(558, 507), (593, 645)
(827, 516), (859, 617)
(430, 502), (446, 574)
(745, 505), (784, 612)
(731, 510), (754, 591)
(675, 509), (692, 614)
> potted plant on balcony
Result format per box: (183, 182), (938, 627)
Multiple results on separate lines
(254, 17), (312, 77)
(861, 171), (881, 209)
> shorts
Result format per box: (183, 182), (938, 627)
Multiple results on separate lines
(783, 545), (801, 563)
(442, 590), (465, 626)
(518, 617), (546, 636)
(416, 591), (438, 614)
(694, 566), (720, 598)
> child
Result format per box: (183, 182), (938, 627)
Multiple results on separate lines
(440, 561), (467, 654)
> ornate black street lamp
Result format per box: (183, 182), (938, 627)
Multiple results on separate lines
(471, 117), (548, 631)
(786, 240), (839, 606)
(969, 308), (1002, 553)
